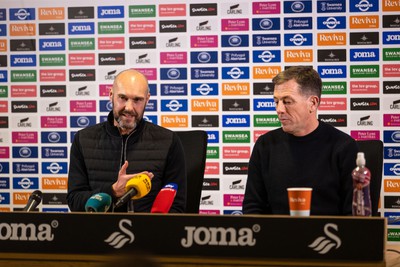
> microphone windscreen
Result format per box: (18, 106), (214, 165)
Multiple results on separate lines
(85, 193), (112, 212)
(151, 183), (178, 213)
(125, 173), (152, 200)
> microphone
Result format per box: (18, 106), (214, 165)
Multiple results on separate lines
(85, 193), (112, 212)
(114, 173), (152, 209)
(151, 183), (178, 213)
(23, 190), (42, 212)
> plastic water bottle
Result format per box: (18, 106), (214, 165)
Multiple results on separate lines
(352, 152), (372, 216)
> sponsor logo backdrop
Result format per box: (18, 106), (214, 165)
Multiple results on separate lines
(0, 0), (399, 240)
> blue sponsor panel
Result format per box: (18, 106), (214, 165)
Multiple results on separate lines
(384, 163), (400, 176)
(284, 1), (312, 13)
(99, 116), (107, 122)
(70, 116), (96, 128)
(252, 50), (281, 63)
(383, 32), (400, 45)
(39, 38), (66, 51)
(0, 70), (7, 82)
(10, 55), (37, 67)
(252, 18), (280, 31)
(191, 83), (219, 96)
(284, 33), (313, 46)
(41, 146), (68, 158)
(0, 24), (6, 36)
(252, 34), (281, 47)
(190, 51), (218, 64)
(97, 6), (124, 19)
(99, 100), (112, 112)
(384, 147), (400, 160)
(317, 16), (346, 30)
(221, 67), (249, 79)
(253, 99), (276, 111)
(385, 212), (400, 225)
(221, 34), (249, 47)
(223, 210), (243, 215)
(42, 162), (68, 174)
(350, 48), (379, 61)
(149, 84), (157, 96)
(191, 67), (218, 80)
(384, 130), (400, 143)
(349, 0), (378, 12)
(160, 68), (187, 80)
(0, 177), (10, 189)
(221, 51), (249, 63)
(0, 9), (6, 20)
(12, 146), (39, 158)
(317, 0), (346, 13)
(207, 130), (220, 143)
(13, 177), (39, 190)
(0, 162), (10, 174)
(143, 115), (158, 125)
(70, 131), (77, 143)
(145, 99), (157, 112)
(41, 131), (68, 143)
(161, 99), (188, 112)
(160, 83), (188, 96)
(9, 8), (35, 20)
(222, 115), (250, 127)
(43, 208), (69, 212)
(318, 65), (347, 78)
(68, 22), (95, 35)
(0, 193), (10, 205)
(284, 17), (312, 30)
(12, 162), (39, 174)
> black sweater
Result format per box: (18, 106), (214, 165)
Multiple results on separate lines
(243, 121), (358, 215)
(67, 111), (186, 213)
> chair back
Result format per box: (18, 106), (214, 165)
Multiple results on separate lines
(356, 140), (383, 216)
(175, 130), (208, 214)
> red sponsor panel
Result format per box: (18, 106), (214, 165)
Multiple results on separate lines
(221, 19), (249, 31)
(0, 101), (8, 112)
(0, 147), (10, 158)
(383, 64), (400, 77)
(40, 116), (67, 128)
(199, 210), (221, 215)
(11, 85), (37, 97)
(222, 146), (251, 159)
(40, 70), (66, 82)
(70, 100), (96, 112)
(350, 81), (379, 94)
(350, 130), (380, 141)
(252, 1), (281, 14)
(384, 114), (400, 126)
(160, 52), (187, 64)
(191, 35), (218, 48)
(129, 20), (156, 33)
(68, 53), (95, 66)
(12, 131), (38, 143)
(319, 97), (347, 110)
(98, 37), (125, 50)
(159, 4), (186, 16)
(205, 162), (219, 175)
(99, 84), (112, 96)
(254, 130), (268, 142)
(223, 194), (244, 206)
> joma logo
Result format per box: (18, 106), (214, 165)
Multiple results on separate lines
(181, 225), (259, 247)
(0, 221), (57, 241)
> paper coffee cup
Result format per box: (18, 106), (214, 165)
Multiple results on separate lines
(287, 187), (312, 216)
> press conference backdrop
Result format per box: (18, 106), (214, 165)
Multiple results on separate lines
(0, 0), (399, 242)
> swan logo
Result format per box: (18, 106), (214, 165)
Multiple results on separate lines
(308, 223), (341, 254)
(105, 219), (135, 249)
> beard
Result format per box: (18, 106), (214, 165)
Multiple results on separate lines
(113, 109), (140, 133)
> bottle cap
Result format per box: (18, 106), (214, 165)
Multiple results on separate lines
(356, 152), (366, 166)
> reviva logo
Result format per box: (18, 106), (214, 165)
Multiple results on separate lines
(284, 49), (313, 62)
(160, 115), (188, 128)
(222, 83), (250, 95)
(385, 179), (400, 193)
(350, 15), (379, 29)
(10, 23), (36, 36)
(317, 33), (346, 46)
(42, 177), (67, 190)
(38, 7), (64, 20)
(0, 40), (6, 52)
(253, 66), (281, 79)
(383, 0), (400, 11)
(191, 99), (219, 112)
